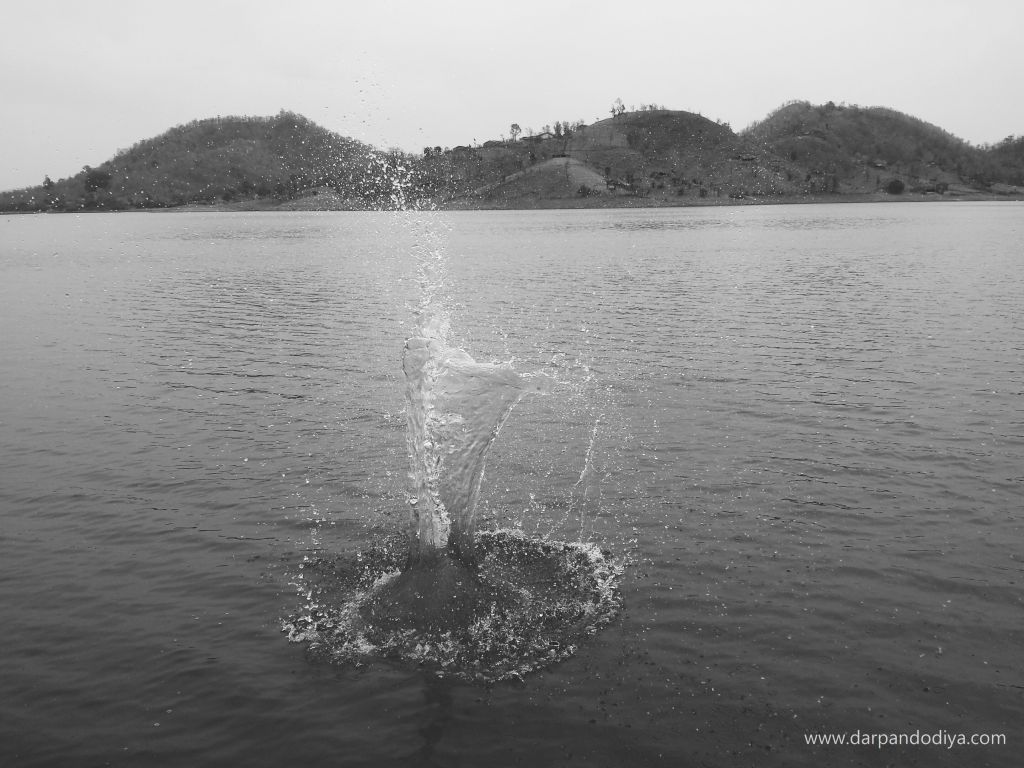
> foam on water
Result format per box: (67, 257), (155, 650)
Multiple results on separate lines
(283, 529), (623, 681)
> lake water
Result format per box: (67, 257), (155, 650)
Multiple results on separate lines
(1, 202), (1021, 767)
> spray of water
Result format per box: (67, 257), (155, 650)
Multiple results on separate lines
(282, 154), (624, 680)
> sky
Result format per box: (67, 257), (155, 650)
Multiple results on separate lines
(1, 0), (1022, 191)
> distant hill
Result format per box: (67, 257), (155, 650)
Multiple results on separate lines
(2, 103), (1021, 213)
(430, 105), (1022, 206)
(0, 111), (404, 212)
(741, 100), (1023, 195)
(431, 109), (810, 205)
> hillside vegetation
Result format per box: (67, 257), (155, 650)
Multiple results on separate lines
(0, 111), (407, 212)
(438, 104), (1022, 205)
(743, 100), (1023, 195)
(2, 102), (1021, 213)
(436, 109), (810, 205)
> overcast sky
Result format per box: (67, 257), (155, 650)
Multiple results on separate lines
(2, 0), (1021, 191)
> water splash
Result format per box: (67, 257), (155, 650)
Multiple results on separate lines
(283, 159), (624, 680)
(402, 334), (540, 563)
(283, 529), (623, 682)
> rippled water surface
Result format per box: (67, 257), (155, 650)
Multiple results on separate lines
(2, 203), (1022, 767)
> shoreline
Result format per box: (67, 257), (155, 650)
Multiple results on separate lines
(437, 190), (1024, 211)
(4, 191), (1022, 215)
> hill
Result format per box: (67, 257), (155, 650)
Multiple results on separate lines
(430, 105), (1021, 206)
(742, 100), (1022, 195)
(432, 109), (811, 206)
(0, 111), (406, 212)
(2, 103), (1021, 213)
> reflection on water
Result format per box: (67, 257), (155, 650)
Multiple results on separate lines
(415, 677), (454, 766)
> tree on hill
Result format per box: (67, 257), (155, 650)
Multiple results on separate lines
(987, 135), (1024, 185)
(83, 166), (111, 192)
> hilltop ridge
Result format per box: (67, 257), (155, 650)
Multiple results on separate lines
(2, 102), (1022, 213)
